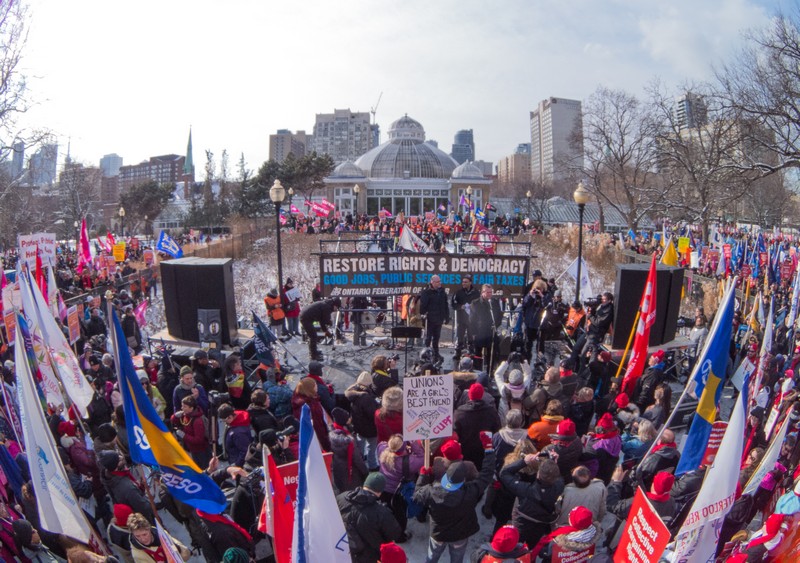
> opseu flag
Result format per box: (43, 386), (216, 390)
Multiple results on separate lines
(397, 226), (430, 253)
(621, 254), (658, 395)
(21, 271), (94, 417)
(14, 315), (94, 542)
(109, 311), (226, 513)
(252, 311), (277, 367)
(259, 448), (293, 563)
(675, 278), (737, 475)
(156, 230), (183, 258)
(672, 377), (747, 561)
(566, 257), (594, 300)
(293, 404), (350, 563)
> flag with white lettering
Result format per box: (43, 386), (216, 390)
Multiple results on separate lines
(156, 230), (183, 258)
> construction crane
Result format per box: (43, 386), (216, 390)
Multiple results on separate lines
(370, 92), (383, 126)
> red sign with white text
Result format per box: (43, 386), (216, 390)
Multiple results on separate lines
(614, 488), (670, 563)
(702, 421), (728, 466)
(276, 452), (334, 502)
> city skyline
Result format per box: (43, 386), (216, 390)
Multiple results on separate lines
(17, 0), (783, 179)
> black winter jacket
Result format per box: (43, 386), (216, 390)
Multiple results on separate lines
(607, 482), (675, 524)
(345, 383), (380, 438)
(413, 449), (496, 542)
(500, 459), (564, 526)
(469, 297), (503, 343)
(101, 470), (155, 523)
(337, 488), (402, 563)
(420, 285), (450, 324)
(453, 400), (501, 467)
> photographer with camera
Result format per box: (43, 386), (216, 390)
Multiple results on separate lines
(570, 292), (614, 371)
(521, 280), (549, 361)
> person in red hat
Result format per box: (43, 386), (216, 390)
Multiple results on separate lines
(453, 383), (501, 467)
(581, 413), (621, 484)
(473, 525), (532, 562)
(378, 541), (407, 563)
(631, 350), (666, 411)
(609, 469), (676, 522)
(542, 419), (582, 480)
(432, 439), (478, 482)
(529, 505), (599, 560)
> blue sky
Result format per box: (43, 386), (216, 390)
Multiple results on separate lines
(19, 0), (787, 177)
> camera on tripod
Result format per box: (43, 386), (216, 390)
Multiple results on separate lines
(208, 390), (231, 416)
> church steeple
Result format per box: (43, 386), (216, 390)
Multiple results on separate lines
(183, 126), (194, 176)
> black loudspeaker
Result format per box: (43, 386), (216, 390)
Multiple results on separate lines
(612, 264), (684, 350)
(391, 326), (423, 339)
(161, 258), (237, 345)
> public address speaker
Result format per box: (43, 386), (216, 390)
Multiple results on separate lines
(161, 257), (237, 345)
(611, 264), (683, 350)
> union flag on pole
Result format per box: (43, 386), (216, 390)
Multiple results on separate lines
(621, 253), (658, 395)
(259, 449), (294, 563)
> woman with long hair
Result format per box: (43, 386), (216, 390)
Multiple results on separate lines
(642, 383), (671, 429)
(292, 377), (331, 451)
(377, 434), (424, 542)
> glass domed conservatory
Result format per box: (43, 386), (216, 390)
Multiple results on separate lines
(323, 115), (491, 217)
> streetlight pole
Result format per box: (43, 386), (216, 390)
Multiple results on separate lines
(573, 181), (590, 302)
(270, 179), (287, 295)
(526, 190), (532, 226)
(465, 185), (473, 229)
(118, 206), (126, 238)
(353, 184), (360, 218)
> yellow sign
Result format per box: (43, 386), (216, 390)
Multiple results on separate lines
(678, 237), (690, 253)
(113, 242), (126, 262)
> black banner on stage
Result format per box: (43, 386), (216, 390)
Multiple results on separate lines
(319, 253), (529, 298)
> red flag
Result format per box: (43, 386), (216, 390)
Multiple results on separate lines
(77, 218), (92, 273)
(258, 453), (293, 563)
(621, 253), (658, 395)
(35, 245), (47, 303)
(106, 231), (116, 248)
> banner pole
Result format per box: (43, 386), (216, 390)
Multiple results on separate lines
(613, 310), (640, 381)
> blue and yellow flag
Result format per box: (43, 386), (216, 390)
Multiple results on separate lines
(110, 311), (226, 513)
(675, 280), (737, 475)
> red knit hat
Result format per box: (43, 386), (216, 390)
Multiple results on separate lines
(58, 421), (77, 437)
(568, 506), (593, 529)
(441, 440), (463, 461)
(379, 542), (407, 563)
(468, 383), (484, 401)
(113, 504), (134, 527)
(614, 393), (630, 409)
(491, 525), (520, 553)
(597, 412), (615, 431)
(652, 471), (675, 495)
(651, 350), (665, 363)
(554, 419), (576, 438)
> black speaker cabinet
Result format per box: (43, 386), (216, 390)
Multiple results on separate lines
(161, 258), (237, 346)
(612, 264), (683, 350)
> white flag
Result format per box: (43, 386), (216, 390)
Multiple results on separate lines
(22, 272), (94, 416)
(743, 415), (791, 496)
(671, 387), (746, 561)
(47, 261), (60, 319)
(15, 319), (93, 542)
(566, 257), (594, 299)
(397, 226), (429, 253)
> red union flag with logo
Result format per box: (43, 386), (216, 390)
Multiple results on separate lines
(621, 254), (658, 395)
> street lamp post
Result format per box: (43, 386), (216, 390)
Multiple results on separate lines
(465, 185), (473, 229)
(144, 215), (148, 246)
(118, 206), (126, 238)
(353, 184), (360, 217)
(526, 190), (532, 224)
(270, 179), (287, 295)
(573, 181), (591, 302)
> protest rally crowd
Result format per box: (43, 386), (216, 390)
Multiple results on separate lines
(3, 220), (800, 563)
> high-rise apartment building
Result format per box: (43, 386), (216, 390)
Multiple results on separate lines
(674, 92), (708, 130)
(311, 109), (377, 164)
(497, 150), (531, 185)
(28, 143), (59, 186)
(269, 129), (309, 162)
(99, 153), (123, 177)
(118, 154), (189, 191)
(530, 97), (582, 184)
(451, 129), (475, 164)
(11, 141), (24, 180)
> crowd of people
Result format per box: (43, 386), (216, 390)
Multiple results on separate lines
(3, 231), (800, 562)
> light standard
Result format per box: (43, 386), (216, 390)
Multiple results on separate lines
(573, 181), (590, 302)
(270, 179), (287, 295)
(353, 184), (360, 217)
(526, 190), (532, 224)
(465, 185), (473, 228)
(144, 215), (148, 246)
(118, 206), (126, 238)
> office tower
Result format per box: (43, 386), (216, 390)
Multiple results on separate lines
(269, 129), (309, 162)
(674, 92), (708, 130)
(451, 129), (475, 164)
(530, 97), (582, 184)
(99, 153), (123, 177)
(28, 143), (58, 186)
(311, 109), (376, 164)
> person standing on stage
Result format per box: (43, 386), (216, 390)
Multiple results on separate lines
(420, 275), (450, 364)
(451, 275), (479, 359)
(470, 284), (503, 372)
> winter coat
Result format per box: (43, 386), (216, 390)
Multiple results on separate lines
(172, 383), (209, 415)
(492, 427), (530, 475)
(581, 434), (621, 484)
(264, 293), (285, 324)
(330, 428), (368, 493)
(130, 529), (190, 563)
(522, 291), (546, 330)
(170, 408), (209, 454)
(631, 364), (664, 410)
(345, 383), (380, 438)
(543, 436), (583, 481)
(224, 410), (254, 467)
(413, 449), (496, 542)
(377, 440), (425, 494)
(637, 445), (681, 490)
(246, 404), (279, 435)
(524, 381), (569, 424)
(500, 459), (565, 526)
(374, 410), (403, 443)
(263, 380), (293, 420)
(194, 363), (226, 394)
(570, 400), (595, 437)
(292, 393), (331, 451)
(526, 415), (563, 450)
(555, 479), (607, 526)
(197, 515), (254, 561)
(371, 370), (399, 399)
(453, 400), (502, 466)
(608, 481), (675, 524)
(470, 297), (503, 343)
(299, 299), (337, 332)
(587, 302), (614, 340)
(101, 470), (154, 523)
(306, 374), (335, 414)
(420, 285), (449, 324)
(621, 433), (653, 462)
(336, 488), (402, 563)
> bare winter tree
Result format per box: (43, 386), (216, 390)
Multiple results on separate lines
(574, 86), (665, 231)
(57, 161), (102, 235)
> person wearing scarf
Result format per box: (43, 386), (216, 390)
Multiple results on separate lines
(307, 360), (336, 413)
(329, 407), (368, 493)
(631, 350), (665, 411)
(636, 429), (680, 490)
(196, 509), (254, 559)
(529, 505), (598, 560)
(12, 518), (67, 563)
(0, 500), (25, 563)
(608, 470), (676, 523)
(128, 512), (190, 562)
(581, 412), (621, 484)
(97, 450), (155, 524)
(728, 513), (786, 562)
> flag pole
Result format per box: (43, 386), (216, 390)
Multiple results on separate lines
(613, 310), (640, 382)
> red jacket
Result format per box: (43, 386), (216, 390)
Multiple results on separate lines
(292, 393), (331, 451)
(171, 408), (209, 453)
(374, 410), (403, 443)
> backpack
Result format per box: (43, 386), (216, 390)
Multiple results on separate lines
(394, 454), (423, 519)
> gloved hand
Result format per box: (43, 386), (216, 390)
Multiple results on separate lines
(480, 431), (493, 451)
(175, 430), (185, 440)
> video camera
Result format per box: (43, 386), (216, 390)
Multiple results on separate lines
(208, 390), (231, 416)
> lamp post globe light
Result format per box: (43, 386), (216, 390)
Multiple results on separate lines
(526, 190), (532, 223)
(118, 206), (126, 237)
(353, 184), (360, 216)
(270, 179), (287, 296)
(573, 181), (591, 302)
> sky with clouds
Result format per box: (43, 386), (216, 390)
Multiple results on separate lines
(17, 0), (790, 177)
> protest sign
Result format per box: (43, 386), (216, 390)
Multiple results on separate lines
(614, 488), (670, 563)
(113, 242), (126, 262)
(143, 249), (154, 266)
(403, 373), (453, 440)
(701, 421), (728, 466)
(17, 232), (56, 267)
(67, 306), (81, 344)
(320, 253), (528, 298)
(678, 237), (690, 253)
(553, 544), (594, 562)
(731, 357), (755, 391)
(276, 452), (333, 502)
